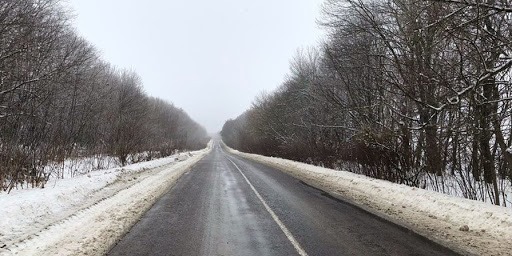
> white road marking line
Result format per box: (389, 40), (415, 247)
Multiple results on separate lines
(227, 158), (309, 256)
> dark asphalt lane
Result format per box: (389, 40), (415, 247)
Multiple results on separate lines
(108, 141), (458, 256)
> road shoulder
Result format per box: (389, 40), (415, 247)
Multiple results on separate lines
(224, 144), (512, 256)
(4, 147), (210, 255)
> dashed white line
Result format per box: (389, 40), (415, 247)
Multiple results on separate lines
(227, 157), (308, 256)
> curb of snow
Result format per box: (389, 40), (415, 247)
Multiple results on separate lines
(224, 145), (512, 256)
(2, 143), (211, 255)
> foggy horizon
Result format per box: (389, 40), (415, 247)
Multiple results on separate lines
(67, 0), (325, 133)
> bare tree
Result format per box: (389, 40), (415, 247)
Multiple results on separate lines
(0, 0), (209, 191)
(222, 0), (512, 206)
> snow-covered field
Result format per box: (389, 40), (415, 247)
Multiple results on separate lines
(225, 146), (512, 256)
(0, 144), (211, 255)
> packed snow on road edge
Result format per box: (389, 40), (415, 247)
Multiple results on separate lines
(0, 143), (211, 256)
(225, 146), (512, 256)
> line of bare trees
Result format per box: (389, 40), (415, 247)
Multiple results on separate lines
(222, 0), (512, 206)
(0, 0), (209, 192)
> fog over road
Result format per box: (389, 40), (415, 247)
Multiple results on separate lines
(108, 141), (457, 256)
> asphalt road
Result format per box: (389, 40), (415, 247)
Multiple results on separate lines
(108, 142), (458, 256)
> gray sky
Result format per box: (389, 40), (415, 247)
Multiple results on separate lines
(67, 0), (325, 133)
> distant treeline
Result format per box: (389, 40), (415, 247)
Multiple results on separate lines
(0, 1), (209, 191)
(222, 0), (512, 206)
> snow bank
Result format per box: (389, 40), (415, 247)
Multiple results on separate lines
(0, 144), (211, 255)
(225, 146), (512, 256)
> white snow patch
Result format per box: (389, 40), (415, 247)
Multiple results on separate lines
(0, 143), (211, 255)
(225, 146), (512, 256)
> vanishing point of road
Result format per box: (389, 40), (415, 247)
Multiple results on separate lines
(108, 141), (457, 256)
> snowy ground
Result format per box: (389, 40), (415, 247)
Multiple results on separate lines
(0, 144), (211, 255)
(225, 146), (512, 256)
(2, 140), (509, 256)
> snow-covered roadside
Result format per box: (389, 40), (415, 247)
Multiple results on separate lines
(225, 146), (512, 256)
(0, 144), (211, 255)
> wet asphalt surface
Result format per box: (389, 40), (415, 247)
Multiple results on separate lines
(108, 142), (458, 256)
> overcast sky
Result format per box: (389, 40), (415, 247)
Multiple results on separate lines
(67, 0), (325, 133)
